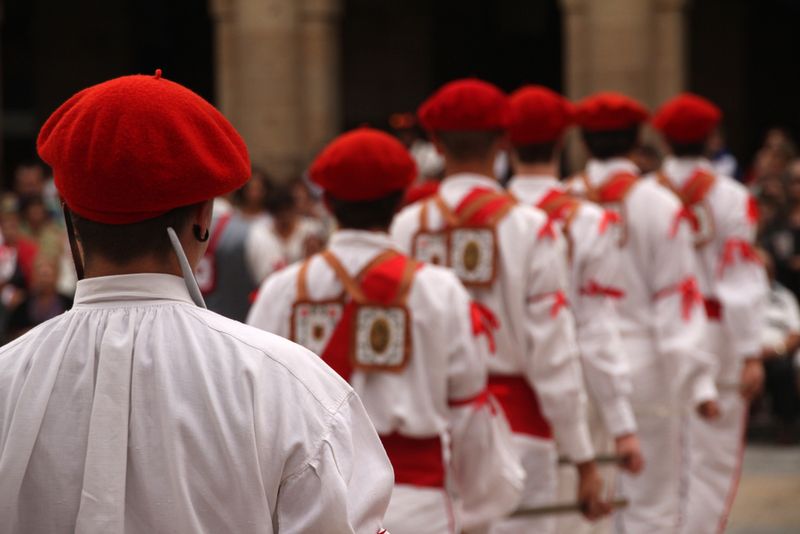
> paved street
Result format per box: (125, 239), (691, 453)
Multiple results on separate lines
(726, 444), (800, 533)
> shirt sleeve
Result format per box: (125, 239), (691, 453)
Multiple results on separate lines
(275, 392), (394, 534)
(572, 212), (636, 437)
(445, 279), (524, 529)
(246, 268), (296, 336)
(650, 201), (717, 407)
(245, 223), (286, 284)
(524, 227), (593, 463)
(714, 193), (769, 361)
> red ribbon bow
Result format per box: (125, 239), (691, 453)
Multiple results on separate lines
(448, 388), (496, 414)
(598, 209), (621, 236)
(654, 276), (703, 321)
(470, 301), (500, 354)
(580, 279), (625, 299)
(718, 238), (761, 278)
(670, 206), (700, 238)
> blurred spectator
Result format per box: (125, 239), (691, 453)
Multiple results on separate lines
(195, 202), (285, 322)
(293, 175), (335, 236)
(758, 248), (800, 443)
(19, 195), (63, 261)
(4, 255), (72, 342)
(631, 143), (662, 175)
(390, 112), (445, 180)
(761, 160), (800, 297)
(13, 161), (47, 199)
(234, 167), (274, 223)
(707, 128), (739, 179)
(746, 129), (796, 185)
(265, 180), (326, 264)
(0, 196), (39, 288)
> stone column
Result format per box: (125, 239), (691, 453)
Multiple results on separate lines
(299, 0), (342, 165)
(210, 0), (342, 180)
(560, 0), (689, 171)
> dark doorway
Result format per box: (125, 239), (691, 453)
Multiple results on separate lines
(1, 0), (214, 185)
(341, 0), (562, 130)
(688, 0), (800, 170)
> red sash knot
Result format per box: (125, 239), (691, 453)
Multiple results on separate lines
(654, 276), (703, 321)
(529, 290), (570, 318)
(580, 279), (625, 299)
(470, 301), (500, 354)
(718, 238), (762, 278)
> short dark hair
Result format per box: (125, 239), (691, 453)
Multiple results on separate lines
(264, 180), (298, 216)
(435, 130), (503, 161)
(513, 142), (558, 164)
(325, 190), (405, 230)
(669, 140), (708, 157)
(71, 203), (200, 265)
(581, 127), (639, 160)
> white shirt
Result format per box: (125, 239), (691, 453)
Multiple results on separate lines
(762, 282), (800, 357)
(0, 273), (392, 534)
(247, 230), (524, 529)
(508, 175), (636, 437)
(391, 173), (593, 462)
(570, 158), (717, 406)
(657, 156), (767, 361)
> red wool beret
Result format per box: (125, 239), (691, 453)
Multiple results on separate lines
(652, 93), (722, 143)
(507, 85), (575, 145)
(310, 127), (417, 201)
(574, 92), (649, 132)
(37, 70), (250, 224)
(418, 78), (509, 132)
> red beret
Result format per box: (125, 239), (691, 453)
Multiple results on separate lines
(507, 85), (575, 145)
(574, 92), (649, 132)
(652, 93), (722, 143)
(418, 78), (509, 131)
(310, 127), (416, 201)
(37, 70), (250, 224)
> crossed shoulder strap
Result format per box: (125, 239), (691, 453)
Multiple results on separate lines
(420, 189), (516, 232)
(580, 170), (639, 205)
(656, 169), (716, 207)
(319, 249), (418, 307)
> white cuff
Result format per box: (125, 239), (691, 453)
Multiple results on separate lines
(600, 396), (637, 438)
(692, 373), (719, 407)
(554, 419), (594, 464)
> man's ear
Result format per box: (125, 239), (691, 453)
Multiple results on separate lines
(195, 199), (214, 229)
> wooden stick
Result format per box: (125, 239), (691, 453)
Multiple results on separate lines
(558, 453), (621, 465)
(510, 497), (629, 518)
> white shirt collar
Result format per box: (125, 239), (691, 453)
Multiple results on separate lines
(661, 156), (714, 188)
(585, 158), (640, 188)
(439, 173), (502, 205)
(74, 273), (195, 307)
(328, 230), (399, 254)
(507, 175), (561, 205)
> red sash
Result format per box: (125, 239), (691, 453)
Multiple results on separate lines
(583, 171), (638, 205)
(487, 375), (553, 439)
(379, 433), (445, 488)
(318, 251), (418, 382)
(451, 188), (516, 227)
(537, 188), (581, 224)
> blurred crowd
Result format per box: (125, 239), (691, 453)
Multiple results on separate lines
(1, 120), (798, 442)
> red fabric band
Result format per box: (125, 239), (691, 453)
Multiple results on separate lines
(487, 375), (553, 439)
(379, 433), (445, 488)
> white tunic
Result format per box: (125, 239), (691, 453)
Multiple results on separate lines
(247, 230), (524, 530)
(656, 156), (767, 365)
(0, 273), (392, 534)
(507, 175), (636, 438)
(570, 159), (718, 405)
(391, 173), (593, 462)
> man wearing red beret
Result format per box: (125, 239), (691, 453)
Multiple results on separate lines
(249, 127), (524, 534)
(391, 79), (610, 533)
(0, 72), (394, 533)
(506, 85), (643, 534)
(652, 93), (768, 534)
(570, 92), (720, 534)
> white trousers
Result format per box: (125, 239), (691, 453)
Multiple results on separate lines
(489, 434), (558, 534)
(557, 402), (617, 534)
(383, 484), (455, 534)
(681, 322), (747, 534)
(617, 336), (682, 534)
